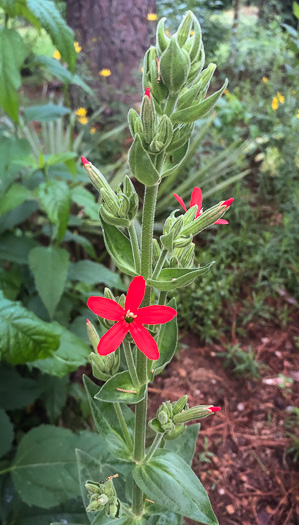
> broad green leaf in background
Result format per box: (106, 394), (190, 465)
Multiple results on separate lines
(0, 201), (39, 236)
(0, 364), (41, 410)
(95, 371), (147, 405)
(83, 376), (134, 462)
(0, 409), (14, 459)
(100, 218), (137, 277)
(148, 263), (215, 291)
(91, 517), (131, 525)
(34, 55), (94, 96)
(28, 246), (70, 319)
(71, 186), (99, 221)
(45, 152), (77, 166)
(165, 423), (200, 465)
(0, 267), (22, 301)
(0, 233), (38, 264)
(133, 450), (218, 524)
(11, 425), (110, 508)
(152, 298), (178, 376)
(68, 260), (124, 290)
(23, 104), (70, 122)
(26, 0), (76, 72)
(39, 375), (69, 424)
(0, 290), (60, 364)
(63, 230), (96, 259)
(0, 28), (28, 121)
(32, 327), (90, 377)
(147, 513), (183, 525)
(38, 180), (71, 243)
(0, 137), (31, 186)
(0, 184), (30, 217)
(293, 1), (299, 19)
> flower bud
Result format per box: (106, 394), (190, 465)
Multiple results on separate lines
(104, 287), (115, 301)
(188, 16), (202, 64)
(149, 115), (173, 153)
(128, 108), (143, 138)
(172, 394), (189, 415)
(176, 11), (193, 48)
(141, 88), (157, 144)
(86, 319), (100, 352)
(163, 423), (186, 441)
(153, 238), (161, 264)
(177, 63), (216, 111)
(85, 480), (101, 494)
(173, 234), (193, 248)
(156, 17), (170, 55)
(118, 193), (130, 217)
(98, 494), (109, 506)
(89, 351), (119, 381)
(100, 204), (130, 228)
(180, 201), (231, 237)
(179, 243), (195, 267)
(173, 405), (219, 424)
(81, 157), (116, 198)
(160, 36), (191, 95)
(100, 188), (120, 215)
(166, 123), (193, 152)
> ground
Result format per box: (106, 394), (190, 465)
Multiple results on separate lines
(148, 316), (299, 525)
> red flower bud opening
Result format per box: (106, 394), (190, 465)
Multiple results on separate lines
(221, 197), (234, 208)
(144, 87), (151, 99)
(208, 406), (221, 413)
(86, 318), (91, 325)
(81, 156), (91, 166)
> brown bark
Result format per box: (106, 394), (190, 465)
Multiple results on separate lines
(66, 0), (156, 105)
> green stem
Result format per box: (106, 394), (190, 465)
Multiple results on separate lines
(128, 222), (141, 274)
(144, 433), (164, 463)
(152, 248), (167, 279)
(141, 184), (159, 280)
(113, 403), (133, 450)
(121, 503), (138, 519)
(123, 339), (140, 388)
(159, 290), (168, 305)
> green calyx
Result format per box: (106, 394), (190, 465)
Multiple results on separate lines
(85, 478), (121, 518)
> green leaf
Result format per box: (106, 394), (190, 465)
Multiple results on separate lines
(32, 327), (90, 377)
(0, 266), (22, 300)
(0, 409), (14, 458)
(100, 218), (137, 277)
(38, 180), (71, 243)
(161, 141), (189, 179)
(0, 28), (28, 121)
(91, 517), (130, 525)
(63, 230), (96, 258)
(147, 512), (183, 525)
(128, 134), (160, 186)
(26, 0), (76, 72)
(0, 364), (41, 410)
(11, 425), (110, 508)
(45, 152), (77, 166)
(148, 264), (214, 291)
(0, 184), (30, 216)
(68, 260), (124, 290)
(293, 1), (299, 19)
(133, 450), (218, 524)
(0, 290), (60, 364)
(0, 232), (38, 264)
(34, 55), (94, 95)
(28, 246), (70, 319)
(71, 186), (99, 221)
(171, 79), (228, 124)
(23, 104), (70, 122)
(18, 499), (89, 525)
(39, 375), (69, 424)
(152, 298), (177, 376)
(0, 201), (39, 236)
(83, 375), (134, 462)
(95, 371), (146, 405)
(165, 423), (200, 465)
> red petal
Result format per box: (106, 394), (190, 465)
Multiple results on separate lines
(137, 305), (177, 324)
(144, 87), (151, 99)
(214, 219), (229, 225)
(81, 156), (90, 166)
(87, 297), (124, 320)
(97, 322), (129, 355)
(190, 187), (202, 212)
(222, 197), (234, 208)
(208, 406), (221, 412)
(173, 193), (187, 212)
(125, 276), (146, 313)
(129, 322), (159, 360)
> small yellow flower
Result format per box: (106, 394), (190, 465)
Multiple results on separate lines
(92, 37), (97, 43)
(53, 50), (61, 60)
(90, 127), (97, 135)
(272, 97), (279, 111)
(277, 92), (285, 104)
(224, 88), (229, 95)
(147, 13), (157, 21)
(296, 110), (299, 118)
(99, 68), (111, 77)
(76, 107), (87, 117)
(140, 66), (144, 73)
(165, 29), (171, 37)
(262, 76), (268, 83)
(78, 116), (88, 125)
(74, 41), (82, 53)
(190, 30), (194, 36)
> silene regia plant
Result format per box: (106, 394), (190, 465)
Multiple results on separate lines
(80, 11), (233, 525)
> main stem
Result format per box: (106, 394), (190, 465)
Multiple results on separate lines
(132, 184), (159, 516)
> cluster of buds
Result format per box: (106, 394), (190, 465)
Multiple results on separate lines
(81, 157), (138, 226)
(150, 395), (220, 439)
(86, 318), (119, 381)
(85, 478), (121, 517)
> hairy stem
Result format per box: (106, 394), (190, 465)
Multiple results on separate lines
(113, 403), (133, 451)
(128, 222), (141, 274)
(123, 339), (140, 388)
(144, 432), (165, 463)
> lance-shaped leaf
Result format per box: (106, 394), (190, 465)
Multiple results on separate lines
(165, 423), (200, 465)
(100, 217), (137, 277)
(148, 263), (214, 291)
(133, 450), (218, 524)
(95, 371), (146, 405)
(83, 375), (134, 462)
(161, 141), (189, 179)
(152, 298), (178, 376)
(170, 79), (228, 124)
(128, 134), (160, 186)
(23, 104), (70, 122)
(38, 180), (71, 243)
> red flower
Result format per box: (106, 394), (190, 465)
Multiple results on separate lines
(173, 187), (234, 225)
(87, 276), (176, 360)
(144, 87), (151, 99)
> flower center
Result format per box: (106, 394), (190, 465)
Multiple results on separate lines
(124, 309), (137, 323)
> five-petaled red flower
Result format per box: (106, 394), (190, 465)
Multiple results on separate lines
(173, 187), (234, 225)
(87, 276), (177, 360)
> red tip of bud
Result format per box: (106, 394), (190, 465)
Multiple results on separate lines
(208, 406), (221, 413)
(81, 156), (90, 166)
(144, 87), (151, 99)
(86, 318), (91, 325)
(222, 197), (234, 208)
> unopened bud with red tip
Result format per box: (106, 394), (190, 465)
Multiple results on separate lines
(81, 156), (90, 166)
(221, 197), (234, 208)
(208, 406), (221, 413)
(144, 87), (151, 99)
(141, 87), (156, 144)
(173, 404), (220, 424)
(81, 155), (118, 204)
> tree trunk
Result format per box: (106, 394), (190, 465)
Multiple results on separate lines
(66, 0), (156, 107)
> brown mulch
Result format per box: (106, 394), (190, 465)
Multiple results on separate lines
(148, 320), (299, 525)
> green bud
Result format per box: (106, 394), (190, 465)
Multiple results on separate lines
(104, 287), (115, 300)
(86, 499), (101, 512)
(176, 11), (193, 48)
(156, 17), (170, 55)
(187, 45), (206, 84)
(166, 123), (193, 152)
(100, 204), (130, 228)
(164, 423), (186, 441)
(129, 134), (160, 186)
(83, 161), (114, 197)
(183, 205), (197, 225)
(153, 238), (161, 264)
(141, 91), (156, 144)
(89, 351), (119, 381)
(85, 480), (101, 494)
(103, 479), (116, 498)
(173, 234), (193, 248)
(149, 115), (173, 153)
(180, 243), (195, 267)
(86, 319), (100, 352)
(189, 16), (202, 63)
(106, 497), (121, 518)
(170, 214), (184, 238)
(177, 63), (216, 111)
(172, 395), (188, 415)
(181, 202), (228, 237)
(118, 193), (130, 217)
(173, 405), (214, 424)
(100, 188), (119, 215)
(98, 494), (109, 506)
(149, 51), (168, 103)
(160, 36), (191, 95)
(157, 409), (169, 426)
(161, 230), (174, 252)
(119, 294), (126, 308)
(128, 108), (143, 138)
(123, 175), (135, 197)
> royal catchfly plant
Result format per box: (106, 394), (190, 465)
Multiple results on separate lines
(174, 187), (234, 224)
